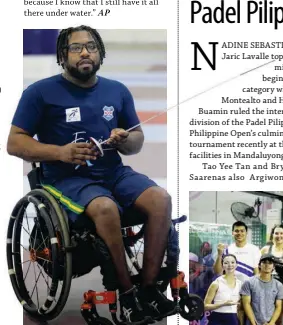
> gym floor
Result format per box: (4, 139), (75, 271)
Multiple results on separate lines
(23, 264), (168, 325)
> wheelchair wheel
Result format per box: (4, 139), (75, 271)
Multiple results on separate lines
(7, 189), (72, 321)
(123, 224), (145, 275)
(179, 293), (204, 321)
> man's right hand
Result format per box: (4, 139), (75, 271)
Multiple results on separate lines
(217, 243), (226, 256)
(58, 143), (98, 165)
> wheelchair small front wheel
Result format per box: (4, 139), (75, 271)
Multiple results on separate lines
(179, 293), (204, 321)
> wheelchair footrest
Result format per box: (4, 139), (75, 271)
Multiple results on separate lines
(81, 290), (119, 324)
(84, 290), (117, 306)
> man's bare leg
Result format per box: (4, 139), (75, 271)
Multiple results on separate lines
(133, 186), (176, 319)
(134, 186), (172, 286)
(85, 196), (132, 291)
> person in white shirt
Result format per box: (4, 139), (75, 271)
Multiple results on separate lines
(213, 221), (261, 282)
(204, 254), (241, 325)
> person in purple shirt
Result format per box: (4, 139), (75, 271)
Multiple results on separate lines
(7, 26), (175, 324)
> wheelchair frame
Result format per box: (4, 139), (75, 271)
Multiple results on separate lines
(6, 163), (204, 324)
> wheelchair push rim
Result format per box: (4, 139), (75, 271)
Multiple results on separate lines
(6, 190), (72, 320)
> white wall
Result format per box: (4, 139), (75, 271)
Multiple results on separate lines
(189, 191), (283, 246)
(189, 191), (280, 224)
(190, 191), (272, 224)
(98, 29), (166, 43)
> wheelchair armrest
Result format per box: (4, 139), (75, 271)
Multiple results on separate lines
(27, 166), (42, 190)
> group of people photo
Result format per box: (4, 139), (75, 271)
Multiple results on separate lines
(198, 221), (283, 325)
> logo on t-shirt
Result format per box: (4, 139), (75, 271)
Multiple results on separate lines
(66, 107), (81, 122)
(102, 106), (114, 121)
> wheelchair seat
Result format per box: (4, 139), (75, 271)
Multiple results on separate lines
(27, 162), (147, 228)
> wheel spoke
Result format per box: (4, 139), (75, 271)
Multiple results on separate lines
(133, 238), (143, 270)
(137, 238), (144, 252)
(36, 256), (53, 264)
(36, 262), (57, 303)
(35, 262), (50, 291)
(35, 236), (49, 252)
(138, 240), (143, 252)
(38, 224), (48, 250)
(31, 262), (40, 309)
(130, 249), (137, 271)
(25, 210), (32, 237)
(24, 261), (32, 281)
(20, 224), (35, 245)
(20, 244), (29, 253)
(129, 259), (135, 272)
(32, 226), (38, 250)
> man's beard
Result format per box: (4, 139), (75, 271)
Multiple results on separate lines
(65, 61), (100, 82)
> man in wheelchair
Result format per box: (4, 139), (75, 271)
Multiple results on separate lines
(7, 26), (180, 324)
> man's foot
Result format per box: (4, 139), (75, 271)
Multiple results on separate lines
(138, 286), (177, 320)
(119, 287), (152, 325)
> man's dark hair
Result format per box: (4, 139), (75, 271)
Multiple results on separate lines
(232, 221), (248, 232)
(56, 26), (106, 67)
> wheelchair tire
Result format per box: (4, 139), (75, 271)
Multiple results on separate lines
(7, 189), (72, 321)
(179, 293), (204, 321)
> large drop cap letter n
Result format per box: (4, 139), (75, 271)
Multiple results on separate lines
(191, 42), (218, 70)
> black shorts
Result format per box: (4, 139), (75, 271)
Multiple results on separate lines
(42, 165), (157, 222)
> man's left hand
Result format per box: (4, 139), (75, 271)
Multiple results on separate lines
(107, 128), (129, 146)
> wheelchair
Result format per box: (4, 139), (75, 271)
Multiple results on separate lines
(6, 163), (204, 324)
